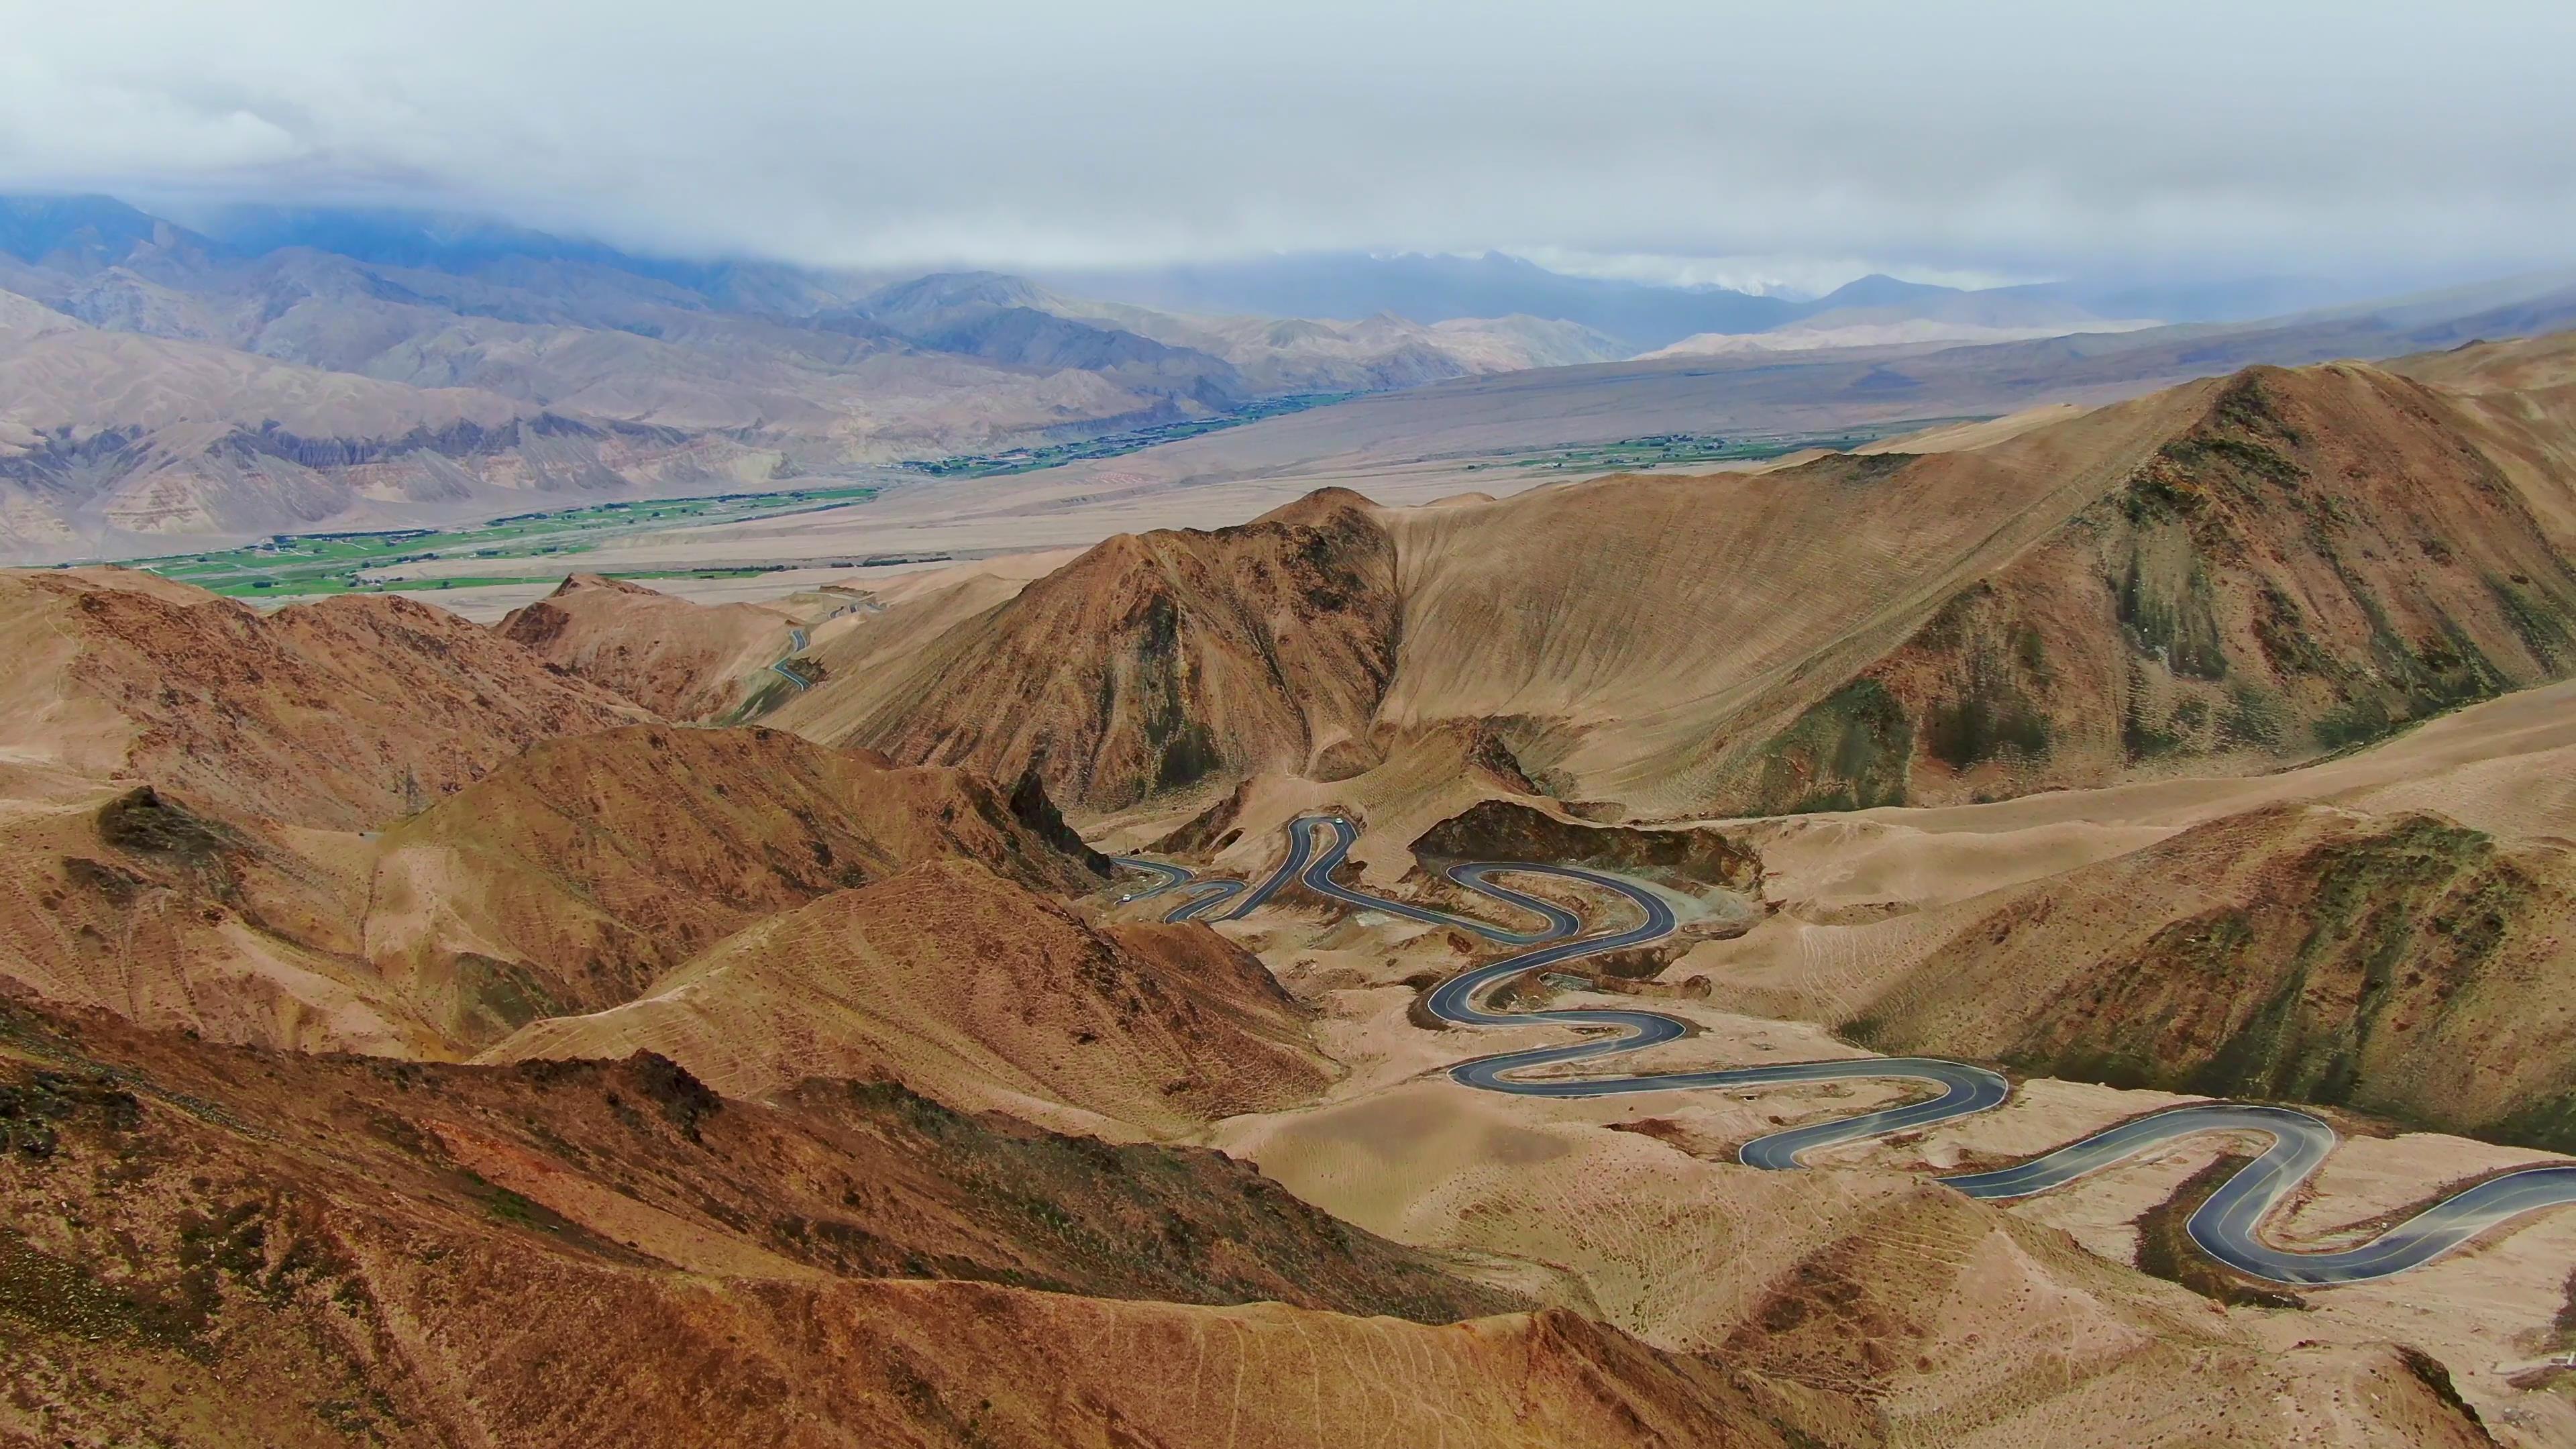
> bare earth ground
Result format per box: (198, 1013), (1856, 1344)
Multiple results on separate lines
(1079, 679), (2576, 1446)
(301, 356), (2576, 1440)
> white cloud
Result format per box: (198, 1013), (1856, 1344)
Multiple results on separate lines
(1, 0), (2569, 280)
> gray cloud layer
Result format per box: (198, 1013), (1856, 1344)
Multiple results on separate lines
(3, 0), (2569, 282)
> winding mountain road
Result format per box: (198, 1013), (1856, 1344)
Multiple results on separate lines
(767, 626), (814, 690)
(1116, 813), (2576, 1286)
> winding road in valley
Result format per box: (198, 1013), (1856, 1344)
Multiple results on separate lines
(767, 626), (814, 690)
(1116, 814), (2576, 1287)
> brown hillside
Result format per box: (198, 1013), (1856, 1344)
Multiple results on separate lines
(0, 724), (1111, 1060)
(478, 857), (1328, 1136)
(0, 568), (649, 830)
(0, 1000), (1824, 1449)
(1708, 1163), (2495, 1445)
(368, 724), (1111, 1042)
(1223, 1073), (2505, 1447)
(1715, 364), (2576, 812)
(2392, 331), (2576, 552)
(1845, 802), (2576, 1146)
(0, 786), (435, 1057)
(776, 487), (1402, 809)
(493, 572), (796, 719)
(759, 350), (2576, 821)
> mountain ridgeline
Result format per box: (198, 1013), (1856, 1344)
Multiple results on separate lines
(743, 341), (2576, 820)
(0, 195), (1637, 560)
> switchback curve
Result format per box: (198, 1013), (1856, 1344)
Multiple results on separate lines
(1114, 814), (2576, 1285)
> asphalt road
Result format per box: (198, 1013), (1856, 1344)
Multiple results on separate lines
(1943, 1103), (2576, 1285)
(1112, 815), (2576, 1285)
(768, 627), (814, 690)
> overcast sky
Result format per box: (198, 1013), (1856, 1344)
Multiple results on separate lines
(3, 0), (2569, 290)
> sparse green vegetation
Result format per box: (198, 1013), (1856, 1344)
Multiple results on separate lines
(899, 394), (1354, 478)
(1753, 678), (1913, 813)
(1925, 644), (2052, 769)
(2185, 816), (2512, 1116)
(105, 486), (875, 599)
(1460, 419), (1957, 475)
(2218, 683), (2287, 747)
(2116, 547), (2229, 680)
(2491, 574), (2576, 667)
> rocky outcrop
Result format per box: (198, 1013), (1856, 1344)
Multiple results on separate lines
(1411, 799), (1764, 892)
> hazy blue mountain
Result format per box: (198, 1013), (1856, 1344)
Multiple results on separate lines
(0, 194), (215, 269)
(1042, 252), (1807, 350)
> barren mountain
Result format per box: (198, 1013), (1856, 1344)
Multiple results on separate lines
(0, 201), (1647, 560)
(0, 568), (1128, 1058)
(847, 270), (1627, 394)
(0, 567), (647, 830)
(776, 346), (2576, 824)
(1, 997), (1842, 1449)
(1842, 801), (2576, 1146)
(2390, 330), (2576, 551)
(0, 784), (439, 1057)
(368, 724), (1110, 1038)
(494, 572), (796, 718)
(1699, 360), (2576, 813)
(775, 488), (1404, 809)
(480, 856), (1325, 1136)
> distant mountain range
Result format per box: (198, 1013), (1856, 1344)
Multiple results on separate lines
(1042, 252), (2139, 352)
(0, 195), (1646, 559)
(1038, 252), (2425, 351)
(1, 192), (2568, 564)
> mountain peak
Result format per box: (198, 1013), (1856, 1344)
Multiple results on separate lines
(1813, 272), (1960, 309)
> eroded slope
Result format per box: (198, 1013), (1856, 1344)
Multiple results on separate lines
(777, 488), (1402, 809)
(493, 572), (796, 719)
(0, 998), (1827, 1449)
(1844, 802), (2576, 1147)
(479, 857), (1328, 1136)
(0, 568), (649, 830)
